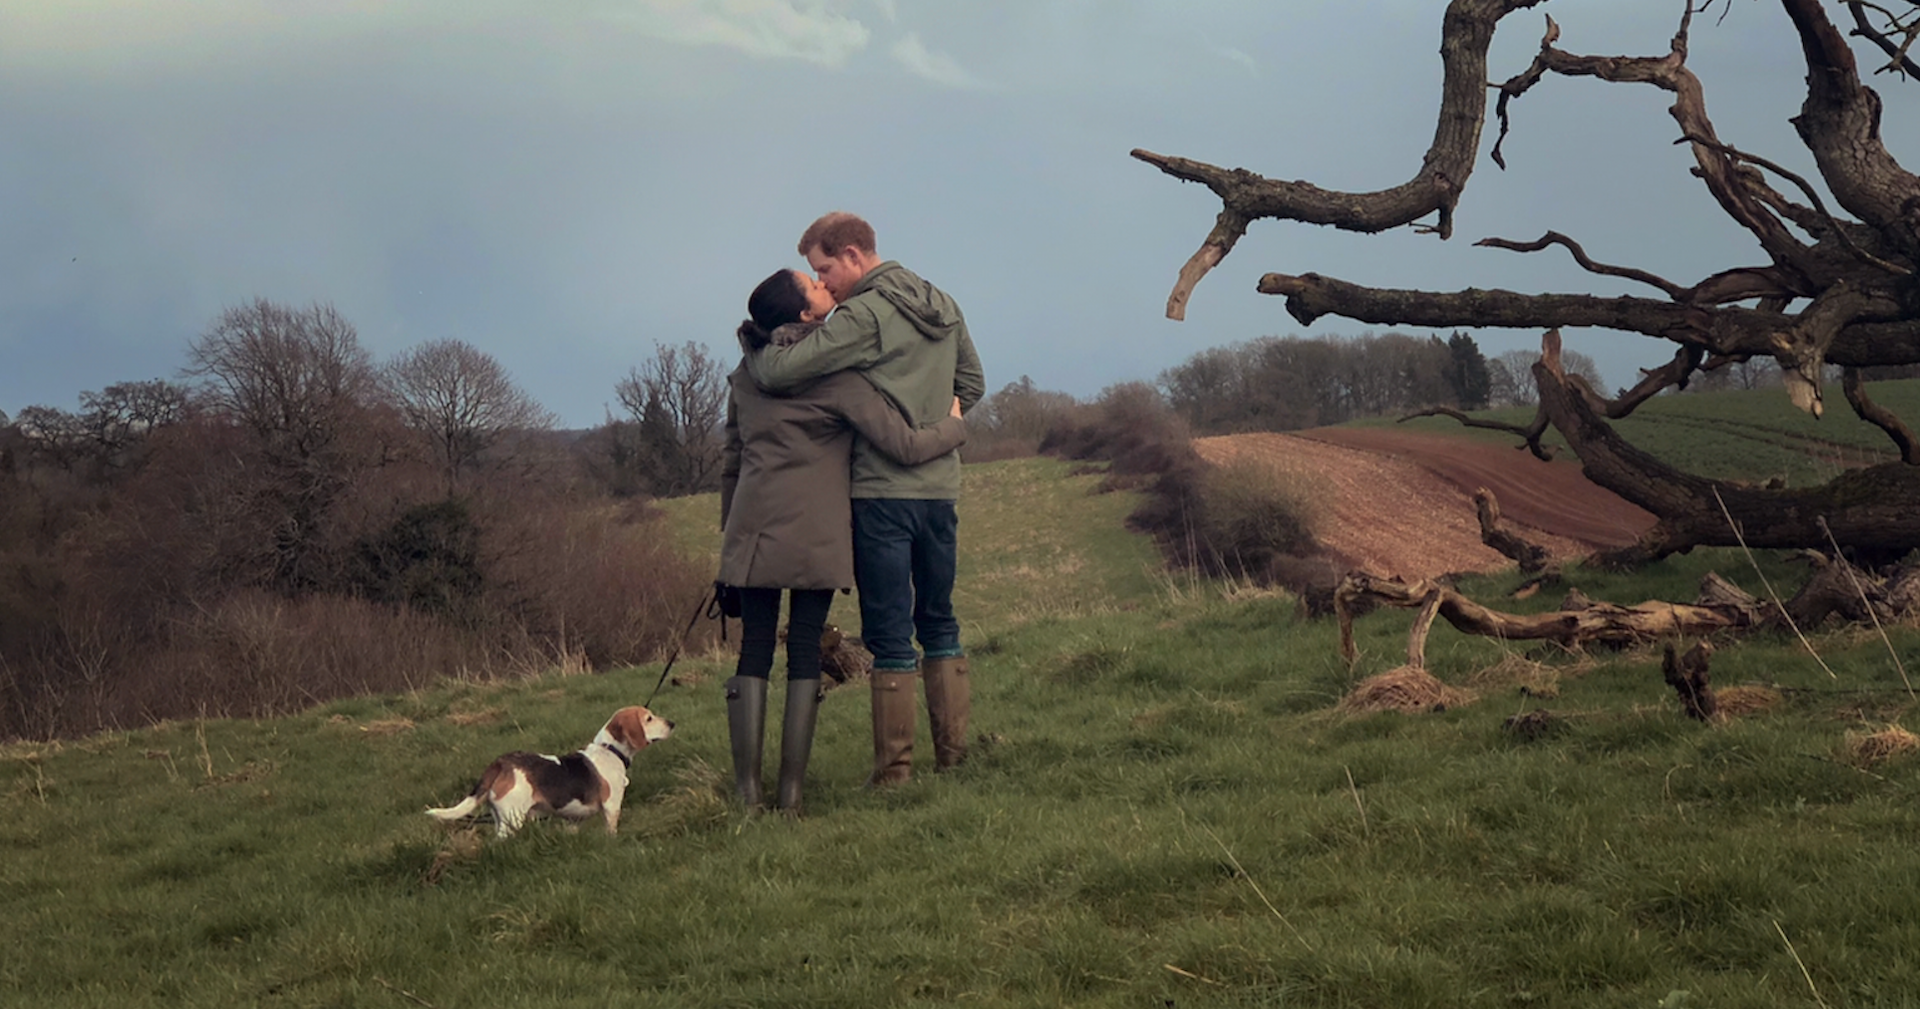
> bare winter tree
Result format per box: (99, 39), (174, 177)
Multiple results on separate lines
(385, 339), (557, 496)
(613, 341), (727, 498)
(1137, 0), (1920, 563)
(1487, 348), (1604, 408)
(10, 405), (89, 472)
(185, 299), (390, 590)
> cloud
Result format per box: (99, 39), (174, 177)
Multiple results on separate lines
(0, 1), (876, 73)
(0, 0), (397, 70)
(1215, 46), (1258, 76)
(890, 31), (986, 89)
(609, 0), (872, 67)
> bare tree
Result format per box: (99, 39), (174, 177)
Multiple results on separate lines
(613, 341), (727, 498)
(77, 380), (194, 469)
(1136, 0), (1920, 562)
(188, 300), (383, 465)
(185, 299), (390, 590)
(11, 406), (88, 472)
(1487, 348), (1603, 408)
(385, 339), (556, 496)
(975, 376), (1079, 442)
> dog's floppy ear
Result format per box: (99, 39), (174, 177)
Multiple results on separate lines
(609, 706), (652, 750)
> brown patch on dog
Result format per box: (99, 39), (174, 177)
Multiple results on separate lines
(482, 760), (526, 802)
(604, 705), (672, 749)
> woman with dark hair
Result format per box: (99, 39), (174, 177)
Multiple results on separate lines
(717, 267), (966, 815)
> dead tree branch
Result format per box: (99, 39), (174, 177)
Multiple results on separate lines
(1335, 570), (1753, 664)
(1131, 0), (1551, 318)
(1475, 231), (1691, 298)
(1843, 367), (1920, 462)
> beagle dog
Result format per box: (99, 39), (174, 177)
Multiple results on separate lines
(424, 705), (673, 838)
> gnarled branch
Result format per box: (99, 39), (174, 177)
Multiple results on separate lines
(1131, 0), (1549, 319)
(1475, 231), (1690, 299)
(1843, 367), (1920, 462)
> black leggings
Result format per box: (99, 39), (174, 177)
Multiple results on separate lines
(733, 587), (835, 681)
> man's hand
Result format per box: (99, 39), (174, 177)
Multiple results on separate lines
(949, 396), (963, 419)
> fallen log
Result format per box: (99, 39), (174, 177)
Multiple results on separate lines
(1335, 571), (1758, 664)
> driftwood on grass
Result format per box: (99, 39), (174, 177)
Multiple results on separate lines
(1335, 571), (1759, 665)
(1662, 640), (1718, 722)
(1473, 487), (1552, 575)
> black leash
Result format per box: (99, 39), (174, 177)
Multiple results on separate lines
(643, 585), (725, 707)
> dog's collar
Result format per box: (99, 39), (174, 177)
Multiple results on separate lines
(597, 742), (632, 768)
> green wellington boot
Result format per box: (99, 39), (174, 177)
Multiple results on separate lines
(775, 679), (825, 815)
(723, 675), (768, 808)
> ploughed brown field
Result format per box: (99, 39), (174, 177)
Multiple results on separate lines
(1191, 427), (1657, 580)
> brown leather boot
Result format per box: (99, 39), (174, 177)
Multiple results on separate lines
(866, 669), (917, 787)
(922, 655), (971, 770)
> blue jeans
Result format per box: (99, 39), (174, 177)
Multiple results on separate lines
(852, 498), (962, 672)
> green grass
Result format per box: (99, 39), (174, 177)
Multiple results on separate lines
(1367, 378), (1920, 486)
(7, 455), (1920, 1007)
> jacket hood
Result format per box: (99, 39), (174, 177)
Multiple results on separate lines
(769, 321), (818, 347)
(737, 319), (819, 356)
(856, 261), (964, 342)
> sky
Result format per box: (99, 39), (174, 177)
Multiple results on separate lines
(4, 0), (1916, 428)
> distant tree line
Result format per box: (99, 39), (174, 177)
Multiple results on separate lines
(0, 300), (719, 740)
(1159, 330), (1614, 435)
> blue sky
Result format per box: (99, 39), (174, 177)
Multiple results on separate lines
(4, 0), (1914, 427)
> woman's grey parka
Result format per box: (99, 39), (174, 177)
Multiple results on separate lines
(717, 324), (967, 590)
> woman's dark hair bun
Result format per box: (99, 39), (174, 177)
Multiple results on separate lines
(738, 319), (772, 350)
(745, 269), (808, 338)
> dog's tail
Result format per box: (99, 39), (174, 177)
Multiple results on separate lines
(424, 763), (505, 822)
(423, 794), (483, 821)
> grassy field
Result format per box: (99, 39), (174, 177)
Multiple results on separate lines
(5, 447), (1920, 1006)
(1369, 377), (1920, 486)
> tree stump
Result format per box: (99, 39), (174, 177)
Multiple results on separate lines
(1662, 640), (1718, 722)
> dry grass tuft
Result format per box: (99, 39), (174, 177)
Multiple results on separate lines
(424, 828), (486, 885)
(1467, 652), (1562, 697)
(446, 708), (504, 727)
(1339, 665), (1474, 714)
(1841, 724), (1919, 766)
(1715, 685), (1785, 718)
(360, 718), (417, 736)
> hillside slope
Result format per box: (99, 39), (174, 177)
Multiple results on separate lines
(1194, 428), (1655, 579)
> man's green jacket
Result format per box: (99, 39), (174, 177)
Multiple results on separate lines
(743, 260), (985, 499)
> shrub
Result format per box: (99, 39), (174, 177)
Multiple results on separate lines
(353, 499), (485, 621)
(1040, 382), (1199, 490)
(1191, 457), (1319, 574)
(1037, 381), (1326, 594)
